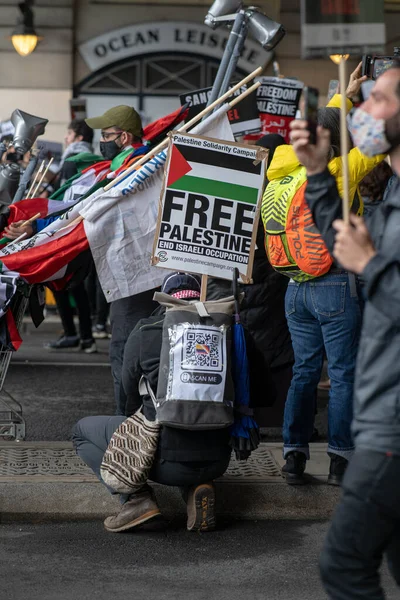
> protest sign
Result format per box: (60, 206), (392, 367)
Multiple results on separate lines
(301, 0), (386, 59)
(152, 132), (266, 282)
(255, 77), (304, 143)
(180, 84), (261, 138)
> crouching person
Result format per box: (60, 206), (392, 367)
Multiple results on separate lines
(72, 273), (232, 533)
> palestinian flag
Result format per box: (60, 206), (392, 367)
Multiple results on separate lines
(0, 104), (189, 351)
(143, 104), (188, 147)
(6, 196), (80, 226)
(51, 160), (111, 203)
(166, 141), (261, 206)
(0, 220), (91, 289)
(0, 272), (21, 348)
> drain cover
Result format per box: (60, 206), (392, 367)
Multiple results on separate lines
(224, 446), (283, 481)
(0, 443), (283, 482)
(0, 446), (94, 481)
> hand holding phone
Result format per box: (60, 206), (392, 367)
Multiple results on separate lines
(303, 86), (319, 145)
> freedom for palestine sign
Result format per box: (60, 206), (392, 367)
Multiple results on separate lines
(152, 133), (267, 282)
(301, 0), (386, 59)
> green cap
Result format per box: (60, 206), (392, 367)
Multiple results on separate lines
(85, 105), (143, 137)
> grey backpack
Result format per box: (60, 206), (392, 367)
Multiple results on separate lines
(153, 292), (235, 430)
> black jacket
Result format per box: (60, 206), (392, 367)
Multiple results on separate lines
(306, 169), (400, 455)
(206, 222), (294, 407)
(121, 314), (231, 463)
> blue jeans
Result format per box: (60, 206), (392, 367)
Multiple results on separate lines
(283, 273), (362, 460)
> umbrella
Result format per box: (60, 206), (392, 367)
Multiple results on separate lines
(229, 267), (260, 460)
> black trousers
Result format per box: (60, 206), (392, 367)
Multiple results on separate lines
(72, 415), (230, 503)
(320, 449), (400, 599)
(110, 289), (158, 414)
(84, 262), (109, 327)
(53, 283), (93, 341)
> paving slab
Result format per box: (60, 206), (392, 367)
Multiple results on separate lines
(0, 442), (341, 522)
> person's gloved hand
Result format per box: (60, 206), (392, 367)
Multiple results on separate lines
(3, 220), (33, 240)
(289, 119), (331, 176)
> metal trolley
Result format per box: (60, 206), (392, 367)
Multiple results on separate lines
(0, 283), (31, 441)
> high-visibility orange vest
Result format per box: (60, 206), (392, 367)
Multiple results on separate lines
(262, 165), (334, 282)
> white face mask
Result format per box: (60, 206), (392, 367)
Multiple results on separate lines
(349, 108), (391, 157)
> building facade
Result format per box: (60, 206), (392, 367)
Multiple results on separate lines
(0, 0), (399, 144)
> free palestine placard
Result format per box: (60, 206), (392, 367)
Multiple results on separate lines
(152, 132), (266, 281)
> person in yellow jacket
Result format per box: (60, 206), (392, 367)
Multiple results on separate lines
(263, 65), (385, 281)
(262, 63), (386, 486)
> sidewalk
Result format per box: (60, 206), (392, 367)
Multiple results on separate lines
(15, 316), (111, 366)
(0, 318), (340, 523)
(0, 441), (341, 522)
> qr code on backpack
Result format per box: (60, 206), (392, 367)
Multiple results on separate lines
(182, 327), (224, 372)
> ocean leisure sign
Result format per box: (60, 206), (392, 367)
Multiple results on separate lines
(79, 21), (272, 74)
(152, 133), (266, 282)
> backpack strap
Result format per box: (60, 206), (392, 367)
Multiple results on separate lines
(138, 375), (157, 409)
(348, 273), (358, 298)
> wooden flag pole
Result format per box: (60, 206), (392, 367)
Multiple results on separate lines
(339, 56), (350, 224)
(26, 160), (45, 199)
(103, 66), (263, 192)
(200, 275), (208, 302)
(62, 81), (264, 233)
(228, 81), (260, 107)
(32, 157), (54, 198)
(20, 212), (42, 227)
(0, 212), (42, 246)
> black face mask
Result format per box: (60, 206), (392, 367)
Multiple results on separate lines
(99, 133), (122, 160)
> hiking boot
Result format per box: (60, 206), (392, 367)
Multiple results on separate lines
(282, 451), (307, 485)
(45, 335), (80, 351)
(104, 487), (161, 533)
(328, 454), (348, 486)
(81, 339), (97, 354)
(186, 482), (216, 532)
(92, 324), (110, 339)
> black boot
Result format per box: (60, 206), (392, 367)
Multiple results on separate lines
(282, 451), (307, 485)
(328, 453), (348, 486)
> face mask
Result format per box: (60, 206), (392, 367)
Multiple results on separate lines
(349, 108), (391, 157)
(99, 133), (122, 160)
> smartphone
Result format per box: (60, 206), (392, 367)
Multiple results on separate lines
(303, 86), (319, 145)
(362, 54), (398, 80)
(327, 79), (340, 102)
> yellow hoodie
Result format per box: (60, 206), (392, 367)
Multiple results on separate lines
(261, 95), (385, 282)
(266, 94), (385, 202)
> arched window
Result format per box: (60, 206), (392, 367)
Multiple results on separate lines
(77, 52), (246, 97)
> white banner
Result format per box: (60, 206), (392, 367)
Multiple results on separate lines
(80, 105), (234, 302)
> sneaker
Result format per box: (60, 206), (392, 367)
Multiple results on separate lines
(80, 339), (97, 354)
(92, 324), (109, 339)
(186, 482), (216, 532)
(104, 487), (161, 533)
(45, 335), (80, 351)
(282, 451), (307, 485)
(328, 454), (348, 486)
